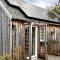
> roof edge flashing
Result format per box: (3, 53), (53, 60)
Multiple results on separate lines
(0, 1), (12, 20)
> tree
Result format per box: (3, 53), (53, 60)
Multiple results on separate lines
(48, 0), (60, 19)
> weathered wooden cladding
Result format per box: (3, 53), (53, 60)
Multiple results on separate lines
(0, 7), (10, 55)
(12, 21), (25, 49)
(0, 7), (3, 56)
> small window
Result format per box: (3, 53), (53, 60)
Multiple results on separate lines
(40, 27), (45, 42)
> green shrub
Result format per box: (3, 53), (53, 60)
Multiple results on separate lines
(0, 46), (27, 60)
(0, 54), (13, 60)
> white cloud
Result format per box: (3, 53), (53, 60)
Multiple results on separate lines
(34, 2), (48, 8)
(24, 0), (58, 9)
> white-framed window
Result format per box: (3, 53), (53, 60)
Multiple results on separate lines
(25, 26), (29, 56)
(25, 26), (36, 56)
(40, 26), (45, 42)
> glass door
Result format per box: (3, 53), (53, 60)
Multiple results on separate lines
(31, 26), (38, 60)
(25, 25), (38, 60)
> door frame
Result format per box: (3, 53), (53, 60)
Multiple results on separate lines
(31, 26), (38, 60)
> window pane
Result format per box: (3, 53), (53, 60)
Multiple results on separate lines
(40, 27), (45, 41)
(32, 27), (35, 55)
(25, 26), (29, 56)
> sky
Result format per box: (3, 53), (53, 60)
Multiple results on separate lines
(24, 0), (58, 9)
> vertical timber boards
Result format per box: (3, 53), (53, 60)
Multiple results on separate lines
(0, 7), (3, 56)
(20, 23), (25, 51)
(12, 21), (25, 51)
(0, 7), (10, 55)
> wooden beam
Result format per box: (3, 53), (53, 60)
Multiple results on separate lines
(45, 24), (48, 60)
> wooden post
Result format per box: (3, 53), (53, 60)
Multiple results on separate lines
(35, 26), (38, 59)
(29, 22), (33, 60)
(45, 24), (48, 60)
(10, 21), (12, 55)
(16, 22), (19, 47)
(37, 26), (40, 59)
